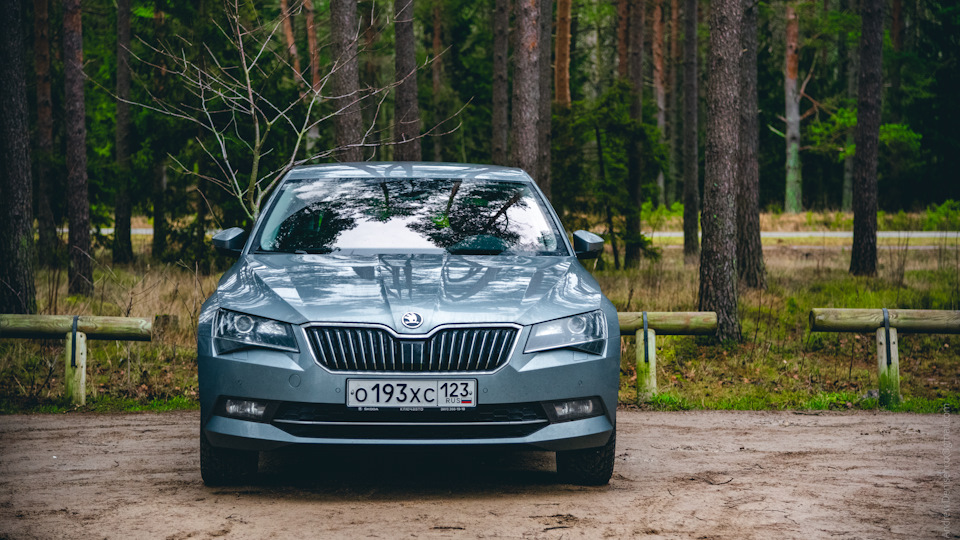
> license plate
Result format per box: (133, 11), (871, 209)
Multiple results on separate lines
(346, 379), (477, 408)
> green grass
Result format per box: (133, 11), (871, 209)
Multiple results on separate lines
(0, 395), (199, 414)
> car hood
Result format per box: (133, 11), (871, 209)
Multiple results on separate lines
(213, 253), (602, 332)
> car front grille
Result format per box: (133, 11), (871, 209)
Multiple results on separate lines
(270, 401), (549, 440)
(306, 326), (518, 372)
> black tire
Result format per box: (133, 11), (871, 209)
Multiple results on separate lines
(556, 433), (616, 486)
(200, 432), (258, 486)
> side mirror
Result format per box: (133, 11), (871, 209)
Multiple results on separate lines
(212, 227), (247, 257)
(573, 230), (604, 260)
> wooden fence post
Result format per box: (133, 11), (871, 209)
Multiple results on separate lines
(876, 327), (901, 407)
(64, 331), (87, 406)
(635, 328), (657, 400)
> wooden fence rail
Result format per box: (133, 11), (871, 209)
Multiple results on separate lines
(618, 312), (718, 399)
(0, 315), (153, 405)
(809, 308), (960, 407)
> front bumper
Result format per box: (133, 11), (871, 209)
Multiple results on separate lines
(198, 328), (619, 452)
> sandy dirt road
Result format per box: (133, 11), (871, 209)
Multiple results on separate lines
(0, 410), (955, 539)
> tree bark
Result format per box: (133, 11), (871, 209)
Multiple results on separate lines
(64, 0), (93, 296)
(849, 0), (883, 276)
(0, 0), (36, 313)
(682, 0), (699, 259)
(537, 0), (552, 197)
(784, 2), (802, 213)
(492, 0), (510, 165)
(667, 0), (680, 205)
(617, 0), (628, 78)
(34, 0), (57, 267)
(331, 0), (364, 162)
(432, 1), (443, 162)
(890, 0), (902, 122)
(279, 0), (302, 77)
(394, 0), (422, 161)
(841, 0), (857, 211)
(624, 0), (644, 268)
(737, 0), (765, 289)
(555, 0), (571, 105)
(113, 0), (134, 264)
(699, 0), (742, 342)
(653, 0), (666, 207)
(305, 0), (321, 91)
(511, 0), (539, 178)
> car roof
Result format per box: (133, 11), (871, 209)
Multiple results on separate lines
(285, 162), (533, 183)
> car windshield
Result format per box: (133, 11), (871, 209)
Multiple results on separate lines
(255, 178), (569, 256)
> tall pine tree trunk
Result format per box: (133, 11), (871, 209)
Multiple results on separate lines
(841, 0), (857, 211)
(331, 0), (363, 162)
(784, 3), (802, 213)
(849, 0), (883, 276)
(34, 0), (57, 267)
(511, 0), (539, 178)
(699, 0), (742, 342)
(624, 0), (644, 268)
(617, 0), (628, 78)
(682, 0), (700, 260)
(737, 0), (765, 289)
(667, 0), (680, 205)
(64, 0), (93, 296)
(492, 0), (510, 165)
(0, 0), (36, 313)
(537, 0), (552, 198)
(432, 1), (443, 162)
(394, 0), (422, 161)
(279, 0), (301, 77)
(555, 0), (571, 105)
(113, 0), (134, 263)
(653, 0), (666, 207)
(305, 0), (321, 148)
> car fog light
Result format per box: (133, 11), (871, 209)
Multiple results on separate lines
(548, 398), (602, 422)
(225, 399), (267, 421)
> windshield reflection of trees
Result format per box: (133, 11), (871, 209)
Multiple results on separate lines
(269, 179), (554, 254)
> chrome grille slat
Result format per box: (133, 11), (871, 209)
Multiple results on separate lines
(307, 326), (517, 372)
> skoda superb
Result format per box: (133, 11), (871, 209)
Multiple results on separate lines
(198, 163), (620, 485)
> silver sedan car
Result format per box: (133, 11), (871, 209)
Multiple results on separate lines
(198, 163), (620, 485)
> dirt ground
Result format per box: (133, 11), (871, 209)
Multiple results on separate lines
(0, 410), (955, 539)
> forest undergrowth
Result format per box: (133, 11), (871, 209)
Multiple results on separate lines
(1, 227), (958, 414)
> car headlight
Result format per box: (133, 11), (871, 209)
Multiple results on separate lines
(524, 311), (607, 354)
(214, 310), (299, 353)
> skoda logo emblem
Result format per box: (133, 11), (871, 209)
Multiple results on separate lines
(401, 312), (423, 329)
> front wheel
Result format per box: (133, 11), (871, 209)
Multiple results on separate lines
(200, 432), (258, 486)
(556, 433), (616, 486)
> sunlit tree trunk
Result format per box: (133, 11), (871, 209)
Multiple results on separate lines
(850, 0), (884, 276)
(653, 0), (666, 207)
(64, 0), (92, 295)
(113, 0), (133, 263)
(331, 0), (363, 162)
(737, 0), (765, 289)
(682, 0), (699, 260)
(537, 0), (552, 197)
(395, 0), (422, 161)
(0, 0), (36, 313)
(305, 0), (321, 146)
(511, 0), (539, 179)
(492, 0), (510, 165)
(624, 0), (644, 268)
(34, 0), (57, 266)
(784, 2), (802, 213)
(699, 0), (742, 342)
(280, 0), (301, 76)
